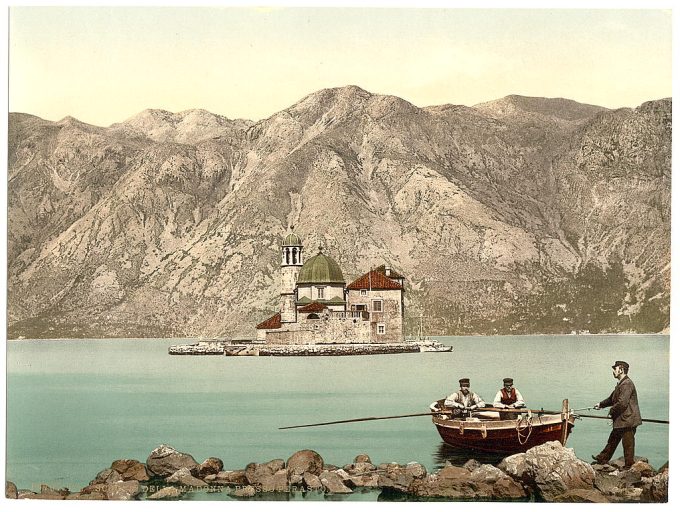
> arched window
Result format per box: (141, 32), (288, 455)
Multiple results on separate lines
(285, 247), (290, 265)
(292, 247), (298, 264)
(307, 313), (320, 320)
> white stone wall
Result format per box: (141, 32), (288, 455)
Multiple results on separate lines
(347, 288), (403, 343)
(264, 314), (372, 344)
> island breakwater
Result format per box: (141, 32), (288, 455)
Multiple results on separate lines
(168, 340), (450, 356)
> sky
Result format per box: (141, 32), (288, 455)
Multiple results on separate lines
(8, 6), (672, 126)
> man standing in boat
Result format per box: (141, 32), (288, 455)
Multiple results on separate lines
(442, 378), (486, 416)
(592, 361), (642, 469)
(493, 378), (526, 419)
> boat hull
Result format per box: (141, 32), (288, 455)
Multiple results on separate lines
(432, 413), (575, 454)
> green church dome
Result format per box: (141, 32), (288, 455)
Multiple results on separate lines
(297, 251), (345, 285)
(283, 232), (302, 246)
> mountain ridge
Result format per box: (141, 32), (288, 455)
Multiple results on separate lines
(7, 86), (671, 339)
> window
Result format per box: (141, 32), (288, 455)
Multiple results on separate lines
(316, 286), (325, 299)
(354, 304), (366, 311)
(372, 299), (383, 312)
(377, 324), (386, 335)
(360, 289), (367, 296)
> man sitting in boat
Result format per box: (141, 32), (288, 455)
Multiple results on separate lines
(439, 378), (486, 417)
(493, 378), (526, 419)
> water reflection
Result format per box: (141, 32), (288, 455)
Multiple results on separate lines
(432, 442), (505, 469)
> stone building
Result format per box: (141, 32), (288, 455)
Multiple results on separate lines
(256, 232), (405, 344)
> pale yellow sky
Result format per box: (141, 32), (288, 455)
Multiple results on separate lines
(8, 7), (672, 126)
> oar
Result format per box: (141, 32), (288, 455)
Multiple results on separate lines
(279, 411), (443, 430)
(575, 413), (669, 425)
(279, 407), (563, 430)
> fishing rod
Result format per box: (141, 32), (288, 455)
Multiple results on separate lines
(279, 407), (669, 430)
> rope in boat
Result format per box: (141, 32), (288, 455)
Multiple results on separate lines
(516, 413), (534, 445)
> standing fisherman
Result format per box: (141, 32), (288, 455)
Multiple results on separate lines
(592, 361), (642, 469)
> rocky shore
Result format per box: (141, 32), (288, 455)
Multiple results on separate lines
(6, 441), (668, 502)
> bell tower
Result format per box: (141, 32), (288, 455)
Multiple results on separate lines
(280, 228), (303, 323)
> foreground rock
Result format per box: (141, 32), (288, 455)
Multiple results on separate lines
(409, 463), (526, 500)
(146, 444), (198, 477)
(193, 457), (224, 479)
(8, 442), (668, 502)
(499, 441), (596, 501)
(287, 450), (324, 485)
(111, 459), (150, 481)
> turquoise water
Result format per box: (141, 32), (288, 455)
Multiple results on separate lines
(6, 335), (669, 498)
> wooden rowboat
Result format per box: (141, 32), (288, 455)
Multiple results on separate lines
(431, 399), (576, 454)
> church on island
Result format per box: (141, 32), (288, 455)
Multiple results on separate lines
(255, 231), (406, 345)
(168, 232), (451, 355)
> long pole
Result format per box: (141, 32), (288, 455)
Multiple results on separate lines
(279, 408), (669, 430)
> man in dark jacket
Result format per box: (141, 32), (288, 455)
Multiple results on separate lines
(592, 360), (642, 468)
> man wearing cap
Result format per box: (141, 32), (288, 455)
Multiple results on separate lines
(493, 378), (526, 419)
(443, 378), (486, 416)
(592, 361), (642, 469)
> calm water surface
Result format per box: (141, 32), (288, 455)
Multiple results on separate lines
(6, 335), (669, 499)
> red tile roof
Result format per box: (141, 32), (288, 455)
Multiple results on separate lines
(375, 264), (405, 280)
(347, 269), (403, 290)
(256, 312), (281, 330)
(298, 302), (327, 313)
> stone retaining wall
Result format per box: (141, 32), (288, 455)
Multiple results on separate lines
(258, 343), (421, 356)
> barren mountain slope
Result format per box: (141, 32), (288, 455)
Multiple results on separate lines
(7, 87), (671, 338)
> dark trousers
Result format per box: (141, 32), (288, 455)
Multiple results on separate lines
(598, 427), (637, 466)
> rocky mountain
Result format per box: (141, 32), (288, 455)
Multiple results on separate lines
(7, 86), (671, 339)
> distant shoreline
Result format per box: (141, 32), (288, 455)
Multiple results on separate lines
(7, 332), (669, 342)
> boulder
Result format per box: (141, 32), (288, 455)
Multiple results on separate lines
(354, 454), (372, 464)
(610, 455), (648, 469)
(348, 473), (380, 488)
(303, 472), (323, 490)
(259, 468), (290, 492)
(377, 462), (428, 494)
(193, 457), (224, 479)
(344, 461), (377, 475)
(463, 459), (482, 472)
(409, 463), (526, 500)
(287, 450), (324, 485)
(166, 468), (206, 488)
(147, 486), (183, 500)
(205, 470), (248, 486)
(405, 462), (427, 479)
(333, 468), (354, 486)
(629, 461), (655, 477)
(501, 441), (596, 501)
(68, 491), (106, 500)
(245, 459), (286, 486)
(111, 459), (150, 481)
(233, 485), (257, 498)
(554, 489), (610, 503)
(146, 445), (198, 478)
(497, 453), (529, 481)
(105, 480), (141, 500)
(319, 470), (353, 494)
(90, 468), (124, 485)
(17, 489), (38, 499)
(6, 481), (18, 499)
(40, 484), (70, 497)
(594, 472), (624, 495)
(644, 468), (668, 502)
